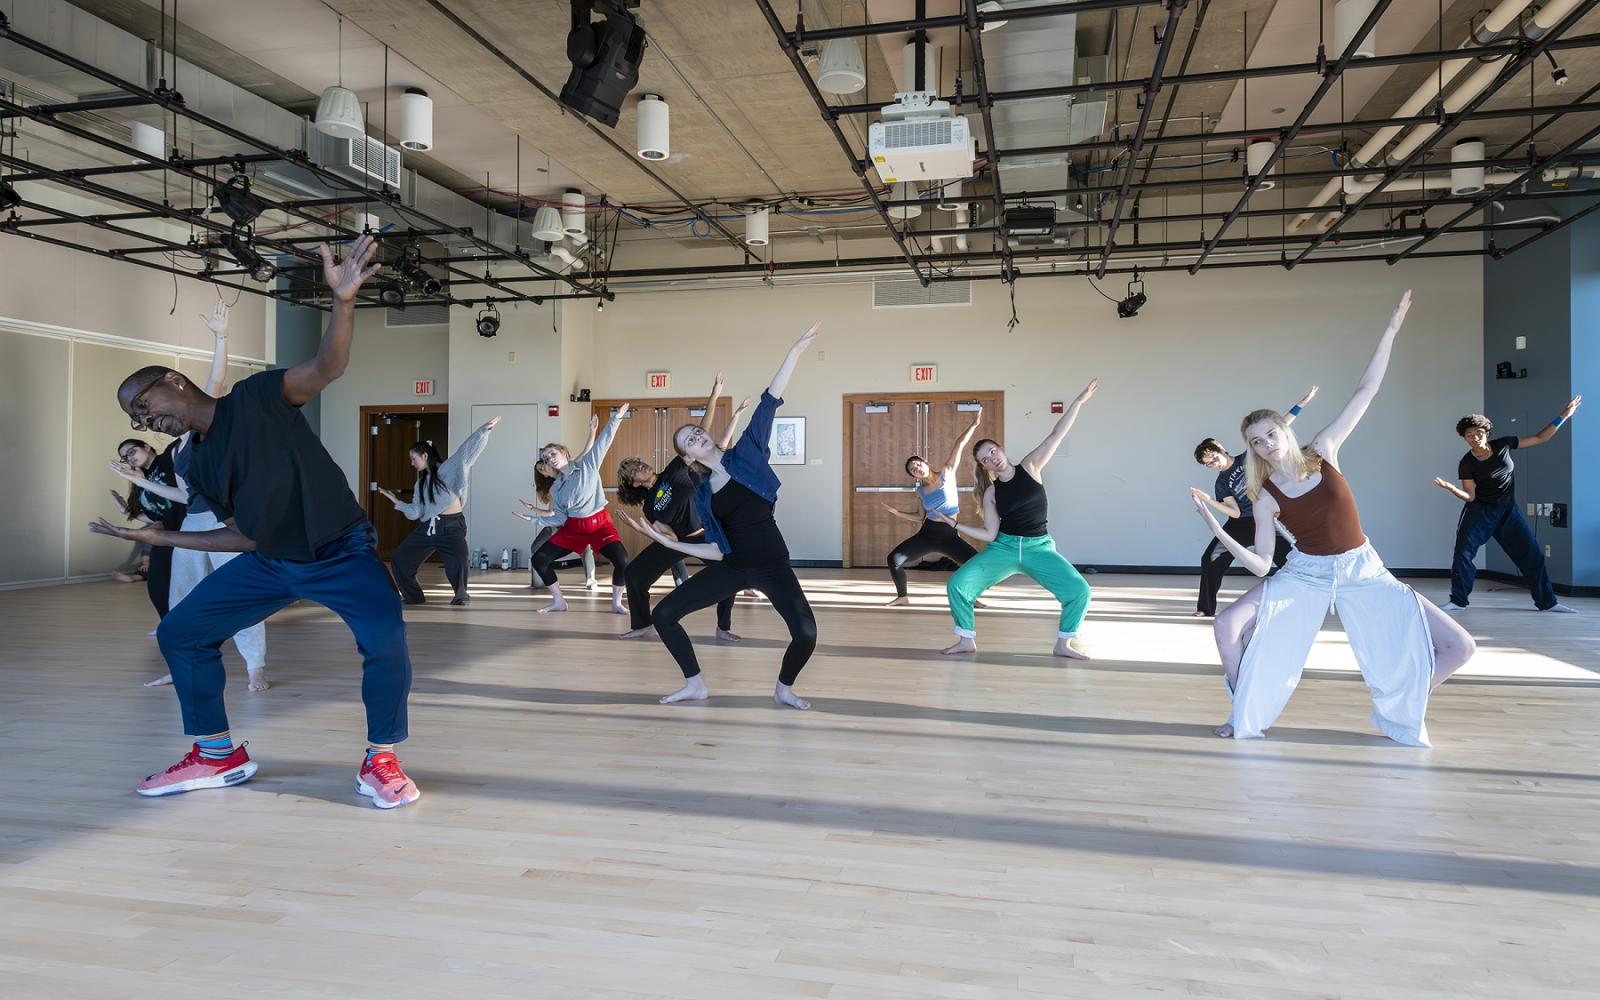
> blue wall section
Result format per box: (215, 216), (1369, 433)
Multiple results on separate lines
(1569, 214), (1600, 587)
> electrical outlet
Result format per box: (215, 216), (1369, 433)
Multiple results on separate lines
(1516, 336), (1527, 350)
(507, 351), (517, 362)
(1527, 502), (1537, 516)
(1545, 544), (1552, 557)
(1544, 502), (1555, 517)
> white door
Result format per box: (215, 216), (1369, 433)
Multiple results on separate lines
(467, 403), (543, 558)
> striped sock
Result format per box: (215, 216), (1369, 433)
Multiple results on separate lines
(195, 732), (234, 760)
(365, 743), (395, 761)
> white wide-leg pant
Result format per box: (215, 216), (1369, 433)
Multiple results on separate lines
(1229, 540), (1433, 746)
(169, 510), (267, 670)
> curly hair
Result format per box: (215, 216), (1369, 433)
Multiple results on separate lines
(615, 457), (655, 507)
(1456, 413), (1493, 437)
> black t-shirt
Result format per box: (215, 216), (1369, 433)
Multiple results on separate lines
(184, 369), (367, 561)
(1458, 436), (1518, 506)
(138, 441), (188, 530)
(646, 457), (702, 539)
(1214, 454), (1254, 519)
(993, 467), (1049, 537)
(711, 479), (789, 567)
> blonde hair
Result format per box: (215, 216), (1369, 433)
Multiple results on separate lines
(970, 438), (1000, 506)
(1240, 409), (1321, 501)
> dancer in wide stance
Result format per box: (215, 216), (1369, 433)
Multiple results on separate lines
(380, 415), (501, 606)
(883, 405), (984, 607)
(1433, 396), (1581, 613)
(616, 323), (820, 709)
(522, 405), (631, 614)
(934, 380), (1099, 658)
(111, 302), (269, 691)
(615, 375), (748, 641)
(91, 234), (421, 808)
(1191, 290), (1475, 745)
(1190, 385), (1316, 617)
(110, 436), (186, 623)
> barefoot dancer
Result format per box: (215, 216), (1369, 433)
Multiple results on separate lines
(883, 406), (984, 607)
(523, 406), (632, 614)
(90, 234), (422, 808)
(615, 323), (821, 709)
(615, 376), (750, 641)
(1190, 386), (1315, 617)
(112, 303), (269, 691)
(380, 416), (501, 607)
(1434, 396), (1582, 613)
(1192, 290), (1476, 745)
(936, 380), (1100, 659)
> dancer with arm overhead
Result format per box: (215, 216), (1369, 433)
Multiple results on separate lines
(883, 406), (984, 607)
(525, 405), (632, 614)
(380, 415), (501, 607)
(521, 419), (599, 588)
(1191, 290), (1476, 745)
(109, 436), (187, 623)
(90, 234), (423, 808)
(934, 380), (1099, 659)
(614, 323), (820, 709)
(1434, 395), (1582, 613)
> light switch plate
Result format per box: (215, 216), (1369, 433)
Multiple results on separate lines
(1515, 336), (1527, 350)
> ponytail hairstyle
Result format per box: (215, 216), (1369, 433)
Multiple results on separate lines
(1239, 409), (1321, 501)
(970, 438), (1001, 506)
(116, 437), (149, 520)
(411, 440), (443, 505)
(534, 442), (570, 504)
(615, 456), (655, 507)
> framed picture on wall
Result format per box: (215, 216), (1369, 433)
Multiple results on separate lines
(768, 416), (806, 465)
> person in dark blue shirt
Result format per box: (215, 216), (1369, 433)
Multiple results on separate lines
(617, 323), (819, 710)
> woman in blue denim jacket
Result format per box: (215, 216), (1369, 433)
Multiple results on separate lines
(618, 323), (820, 709)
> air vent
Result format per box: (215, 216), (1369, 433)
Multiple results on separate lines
(386, 304), (449, 327)
(881, 118), (954, 151)
(872, 277), (971, 308)
(334, 135), (403, 188)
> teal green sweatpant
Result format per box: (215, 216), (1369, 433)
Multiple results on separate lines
(946, 532), (1091, 638)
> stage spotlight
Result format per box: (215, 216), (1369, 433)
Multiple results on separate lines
(379, 277), (407, 308)
(1116, 274), (1147, 319)
(476, 304), (501, 338)
(214, 177), (266, 226)
(560, 0), (647, 127)
(1546, 52), (1569, 87)
(220, 228), (278, 283)
(0, 179), (20, 212)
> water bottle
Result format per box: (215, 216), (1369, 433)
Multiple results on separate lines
(479, 549), (489, 572)
(499, 547), (511, 571)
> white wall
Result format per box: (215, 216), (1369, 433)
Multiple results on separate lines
(588, 256), (1483, 567)
(320, 310), (451, 490)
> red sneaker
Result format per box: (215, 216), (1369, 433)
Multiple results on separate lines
(136, 743), (257, 797)
(356, 752), (420, 809)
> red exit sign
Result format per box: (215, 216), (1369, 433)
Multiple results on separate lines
(911, 364), (938, 384)
(647, 371), (671, 390)
(413, 379), (434, 396)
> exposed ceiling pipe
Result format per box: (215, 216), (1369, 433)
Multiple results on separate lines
(1337, 170), (1524, 194)
(1288, 0), (1537, 232)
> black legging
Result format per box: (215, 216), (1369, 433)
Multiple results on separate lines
(1197, 516), (1292, 615)
(652, 562), (816, 684)
(887, 519), (979, 597)
(625, 541), (734, 631)
(146, 543), (174, 618)
(390, 512), (470, 603)
(531, 534), (629, 588)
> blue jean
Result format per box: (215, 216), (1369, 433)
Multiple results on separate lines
(1449, 501), (1556, 609)
(156, 525), (411, 744)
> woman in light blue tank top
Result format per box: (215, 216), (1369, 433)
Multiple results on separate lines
(881, 407), (984, 605)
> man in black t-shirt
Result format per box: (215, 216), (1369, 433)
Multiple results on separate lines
(1433, 398), (1581, 613)
(90, 235), (421, 808)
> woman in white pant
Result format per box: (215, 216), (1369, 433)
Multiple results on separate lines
(1189, 290), (1474, 745)
(112, 304), (268, 691)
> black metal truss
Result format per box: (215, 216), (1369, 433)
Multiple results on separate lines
(964, 0), (1009, 281)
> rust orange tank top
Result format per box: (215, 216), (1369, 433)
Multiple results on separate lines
(1261, 461), (1365, 555)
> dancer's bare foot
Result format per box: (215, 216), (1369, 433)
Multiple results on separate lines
(144, 673), (173, 688)
(248, 668), (270, 693)
(885, 595), (911, 607)
(974, 600), (990, 610)
(1213, 723), (1234, 738)
(538, 598), (569, 614)
(111, 570), (144, 584)
(660, 675), (709, 704)
(1192, 611), (1209, 618)
(1052, 636), (1091, 660)
(773, 682), (810, 711)
(715, 627), (741, 642)
(619, 625), (657, 640)
(941, 637), (977, 655)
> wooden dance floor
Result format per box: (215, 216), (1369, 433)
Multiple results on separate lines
(2, 568), (1598, 998)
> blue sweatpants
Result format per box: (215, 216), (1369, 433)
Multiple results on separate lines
(1448, 501), (1556, 610)
(156, 525), (411, 744)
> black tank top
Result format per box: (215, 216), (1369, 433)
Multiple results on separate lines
(993, 467), (1048, 537)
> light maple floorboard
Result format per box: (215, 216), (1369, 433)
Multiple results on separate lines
(1, 567), (1597, 999)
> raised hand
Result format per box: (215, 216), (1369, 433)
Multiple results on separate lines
(1189, 487), (1216, 518)
(202, 301), (230, 337)
(1561, 395), (1583, 420)
(484, 415), (502, 431)
(735, 395), (752, 415)
(88, 517), (150, 542)
(1298, 385), (1320, 408)
(1075, 378), (1101, 403)
(108, 460), (143, 484)
(794, 321), (820, 353)
(589, 414), (600, 435)
(712, 372), (725, 395)
(614, 509), (662, 542)
(616, 402), (631, 419)
(319, 233), (381, 304)
(1387, 289), (1413, 333)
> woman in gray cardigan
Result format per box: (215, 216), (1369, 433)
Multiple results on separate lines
(379, 416), (500, 606)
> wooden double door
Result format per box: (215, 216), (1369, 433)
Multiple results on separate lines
(844, 391), (1004, 568)
(589, 396), (733, 554)
(359, 404), (449, 559)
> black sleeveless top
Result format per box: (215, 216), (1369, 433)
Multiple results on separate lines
(993, 467), (1048, 537)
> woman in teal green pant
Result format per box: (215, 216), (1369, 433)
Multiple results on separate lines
(936, 379), (1099, 659)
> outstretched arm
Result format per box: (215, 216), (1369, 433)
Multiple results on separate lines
(1312, 290), (1411, 459)
(767, 322), (819, 400)
(943, 407), (983, 475)
(1022, 378), (1099, 475)
(1191, 488), (1277, 576)
(1518, 395), (1582, 448)
(939, 490), (1000, 544)
(615, 509), (723, 561)
(89, 517), (257, 552)
(1283, 385), (1319, 426)
(107, 461), (187, 503)
(282, 234), (381, 406)
(575, 403), (628, 471)
(701, 373), (725, 431)
(201, 302), (231, 396)
(717, 396), (752, 451)
(1434, 476), (1474, 502)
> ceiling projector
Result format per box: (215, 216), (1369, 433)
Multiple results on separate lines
(868, 91), (975, 184)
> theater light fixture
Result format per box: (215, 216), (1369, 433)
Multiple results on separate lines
(1117, 273), (1147, 319)
(214, 177), (266, 226)
(560, 0), (647, 127)
(476, 303), (501, 338)
(220, 228), (278, 283)
(0, 179), (20, 212)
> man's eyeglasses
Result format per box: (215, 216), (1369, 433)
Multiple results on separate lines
(127, 378), (160, 430)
